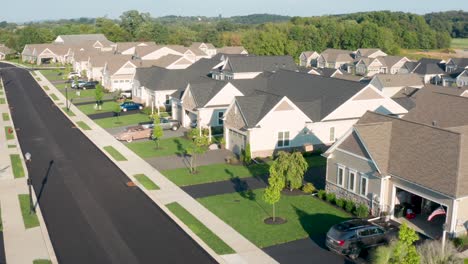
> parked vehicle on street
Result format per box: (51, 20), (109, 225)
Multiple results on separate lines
(120, 102), (143, 112)
(67, 72), (81, 79)
(114, 125), (151, 142)
(326, 219), (398, 259)
(139, 118), (180, 131)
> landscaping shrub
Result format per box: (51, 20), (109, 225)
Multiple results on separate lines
(344, 200), (355, 213)
(354, 204), (369, 218)
(142, 107), (152, 116)
(335, 198), (345, 208)
(453, 235), (468, 249)
(302, 183), (316, 194)
(211, 126), (224, 135)
(326, 193), (336, 204)
(317, 190), (326, 200)
(418, 240), (462, 264)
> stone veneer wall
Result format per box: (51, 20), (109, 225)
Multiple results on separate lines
(326, 183), (380, 216)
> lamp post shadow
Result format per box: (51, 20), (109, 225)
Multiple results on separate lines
(34, 160), (54, 209)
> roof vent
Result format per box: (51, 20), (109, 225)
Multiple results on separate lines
(432, 120), (438, 127)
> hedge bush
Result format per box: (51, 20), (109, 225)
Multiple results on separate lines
(326, 193), (336, 204)
(335, 198), (345, 208)
(453, 235), (468, 249)
(302, 183), (316, 194)
(317, 190), (326, 200)
(344, 199), (355, 213)
(354, 204), (369, 218)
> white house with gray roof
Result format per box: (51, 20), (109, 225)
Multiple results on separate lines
(223, 70), (407, 157)
(369, 73), (424, 97)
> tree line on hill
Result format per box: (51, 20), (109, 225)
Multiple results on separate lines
(0, 10), (466, 59)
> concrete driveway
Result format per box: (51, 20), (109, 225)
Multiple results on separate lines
(106, 126), (188, 140)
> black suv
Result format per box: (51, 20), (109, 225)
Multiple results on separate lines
(326, 219), (397, 259)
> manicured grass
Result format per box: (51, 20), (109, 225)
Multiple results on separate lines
(77, 101), (121, 115)
(50, 93), (59, 101)
(8, 145), (16, 148)
(0, 98), (5, 104)
(35, 77), (42, 82)
(2, 112), (9, 121)
(54, 83), (67, 89)
(163, 163), (270, 187)
(43, 86), (50, 91)
(451, 38), (468, 49)
(167, 202), (235, 255)
(198, 189), (351, 248)
(10, 154), (25, 178)
(126, 137), (192, 158)
(0, 91), (3, 95)
(134, 174), (160, 190)
(33, 260), (52, 264)
(4, 126), (14, 140)
(62, 108), (76, 116)
(18, 194), (40, 229)
(57, 87), (99, 101)
(94, 113), (151, 129)
(103, 146), (127, 161)
(39, 69), (67, 81)
(464, 259), (468, 264)
(76, 121), (91, 130)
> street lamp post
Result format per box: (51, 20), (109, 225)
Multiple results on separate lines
(24, 152), (35, 214)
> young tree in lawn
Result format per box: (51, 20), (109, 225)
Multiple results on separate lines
(94, 84), (104, 110)
(392, 223), (420, 264)
(263, 164), (285, 222)
(186, 134), (209, 174)
(152, 114), (164, 149)
(285, 152), (308, 191)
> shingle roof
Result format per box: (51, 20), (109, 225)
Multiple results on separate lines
(150, 54), (185, 68)
(56, 34), (109, 44)
(339, 131), (372, 159)
(320, 49), (354, 63)
(217, 46), (247, 55)
(354, 111), (468, 198)
(372, 73), (423, 87)
(448, 58), (468, 69)
(224, 55), (297, 73)
(236, 94), (283, 128)
(312, 67), (340, 77)
(0, 45), (13, 55)
(187, 77), (229, 107)
(412, 58), (445, 75)
(377, 56), (406, 68)
(115, 42), (156, 53)
(356, 48), (383, 57)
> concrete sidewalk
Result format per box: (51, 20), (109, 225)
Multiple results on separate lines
(35, 71), (278, 264)
(0, 78), (57, 264)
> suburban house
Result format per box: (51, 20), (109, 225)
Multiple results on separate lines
(354, 48), (387, 59)
(442, 70), (468, 87)
(316, 49), (354, 69)
(324, 107), (468, 238)
(445, 58), (468, 73)
(102, 57), (158, 92)
(217, 46), (248, 55)
(114, 42), (157, 55)
(369, 73), (424, 97)
(54, 34), (114, 51)
(22, 44), (76, 65)
(299, 51), (319, 67)
(211, 55), (297, 80)
(222, 70), (407, 157)
(307, 67), (343, 77)
(190, 42), (217, 57)
(133, 57), (221, 110)
(0, 44), (13, 60)
(411, 58), (445, 84)
(354, 56), (410, 76)
(133, 45), (196, 63)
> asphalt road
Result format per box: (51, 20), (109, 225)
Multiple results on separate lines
(0, 233), (5, 264)
(0, 64), (216, 264)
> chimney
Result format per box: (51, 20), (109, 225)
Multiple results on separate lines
(432, 120), (438, 127)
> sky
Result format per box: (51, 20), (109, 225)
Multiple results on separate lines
(1, 0), (467, 23)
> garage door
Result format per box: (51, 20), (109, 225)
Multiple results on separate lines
(228, 129), (246, 155)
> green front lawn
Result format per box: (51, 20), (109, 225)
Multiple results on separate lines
(50, 93), (59, 101)
(103, 146), (127, 161)
(8, 145), (16, 148)
(5, 126), (14, 140)
(62, 108), (76, 116)
(163, 163), (270, 187)
(0, 98), (5, 104)
(58, 88), (99, 101)
(167, 203), (235, 255)
(33, 260), (52, 264)
(134, 174), (159, 190)
(2, 113), (9, 121)
(77, 101), (121, 115)
(39, 69), (67, 81)
(55, 83), (67, 89)
(18, 194), (40, 229)
(76, 121), (91, 130)
(10, 154), (25, 178)
(94, 113), (151, 129)
(126, 137), (192, 158)
(198, 189), (351, 248)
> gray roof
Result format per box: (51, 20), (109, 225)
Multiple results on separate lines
(391, 86), (420, 111)
(217, 46), (247, 55)
(311, 67), (340, 77)
(412, 58), (445, 75)
(135, 56), (221, 92)
(352, 111), (468, 198)
(236, 94), (283, 128)
(224, 55), (297, 73)
(356, 48), (383, 57)
(320, 49), (354, 63)
(56, 34), (109, 44)
(187, 77), (229, 107)
(448, 58), (468, 68)
(404, 61), (419, 73)
(0, 45), (13, 55)
(372, 73), (423, 87)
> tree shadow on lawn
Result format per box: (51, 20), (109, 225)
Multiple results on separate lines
(293, 205), (350, 251)
(174, 138), (186, 157)
(225, 168), (256, 200)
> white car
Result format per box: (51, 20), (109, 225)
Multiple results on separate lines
(67, 72), (81, 79)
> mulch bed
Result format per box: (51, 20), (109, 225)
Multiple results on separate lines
(264, 217), (287, 225)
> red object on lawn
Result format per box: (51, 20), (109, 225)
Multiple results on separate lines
(8, 128), (13, 134)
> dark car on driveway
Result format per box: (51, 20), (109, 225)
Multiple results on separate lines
(120, 101), (143, 112)
(326, 219), (398, 259)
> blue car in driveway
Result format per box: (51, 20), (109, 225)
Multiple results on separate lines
(120, 102), (144, 112)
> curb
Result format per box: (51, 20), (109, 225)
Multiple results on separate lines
(0, 76), (59, 264)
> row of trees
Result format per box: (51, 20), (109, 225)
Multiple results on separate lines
(0, 10), (464, 59)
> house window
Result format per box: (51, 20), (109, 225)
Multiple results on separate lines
(277, 131), (290, 148)
(337, 165), (345, 187)
(348, 170), (356, 192)
(329, 127), (335, 142)
(360, 175), (368, 197)
(218, 111), (224, 126)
